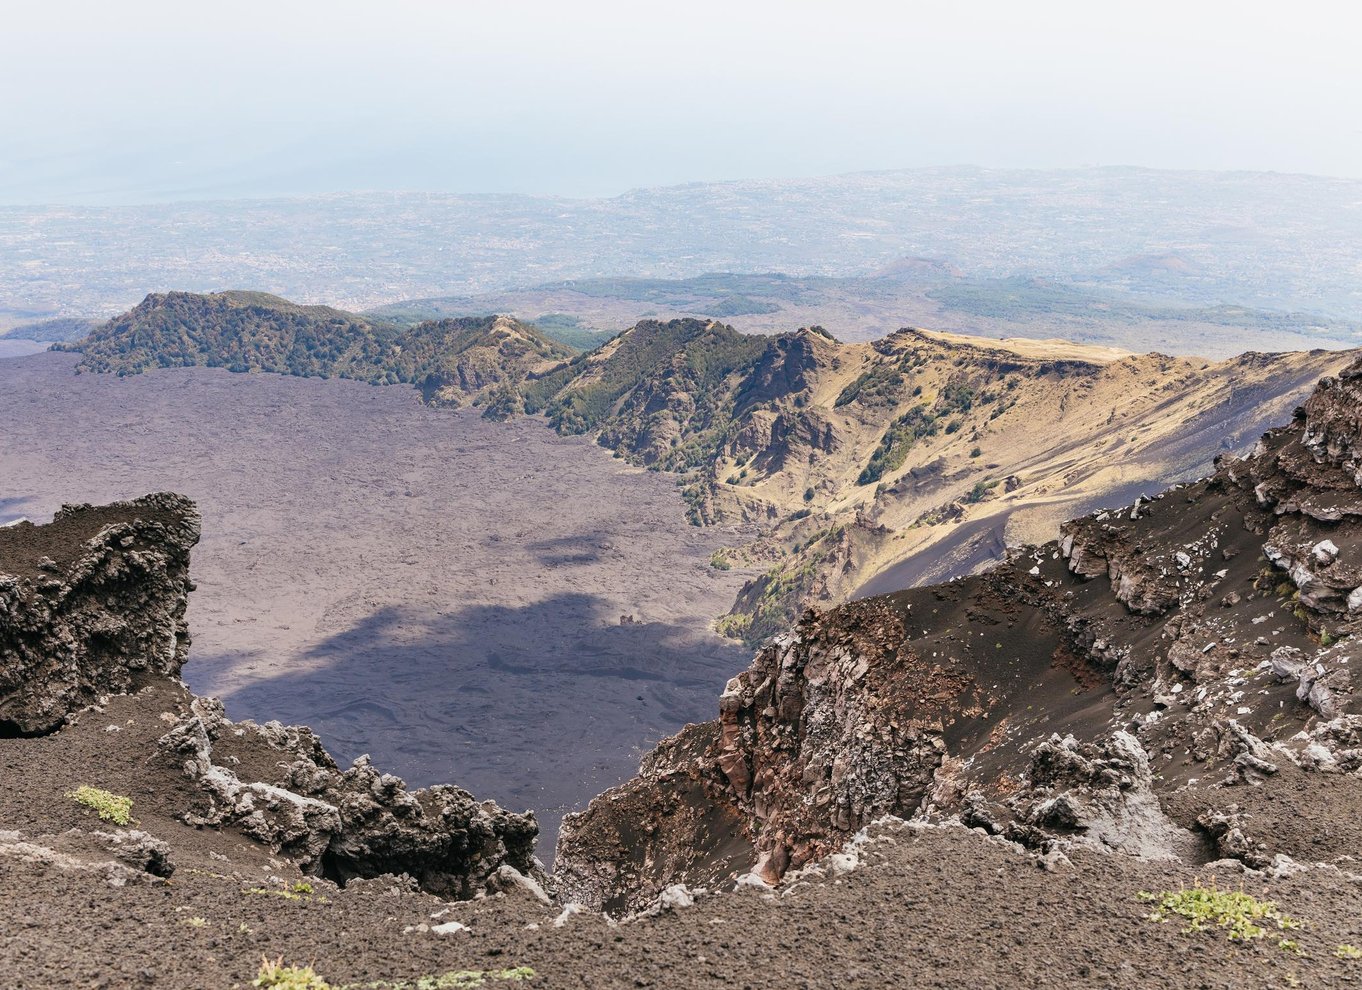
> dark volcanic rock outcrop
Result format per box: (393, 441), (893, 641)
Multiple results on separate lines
(557, 356), (1362, 912)
(0, 493), (200, 735)
(556, 567), (1116, 911)
(0, 494), (545, 900)
(158, 696), (542, 898)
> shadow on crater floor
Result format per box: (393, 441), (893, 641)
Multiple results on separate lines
(188, 593), (750, 855)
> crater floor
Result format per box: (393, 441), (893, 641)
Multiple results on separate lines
(0, 352), (753, 848)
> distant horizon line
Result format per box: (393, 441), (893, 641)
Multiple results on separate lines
(5, 161), (1360, 212)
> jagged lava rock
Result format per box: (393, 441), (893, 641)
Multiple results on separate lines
(0, 493), (545, 901)
(158, 696), (543, 898)
(0, 493), (200, 734)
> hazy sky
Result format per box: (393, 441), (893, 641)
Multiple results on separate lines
(3, 0), (1359, 203)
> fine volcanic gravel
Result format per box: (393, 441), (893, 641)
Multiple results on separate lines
(0, 352), (755, 850)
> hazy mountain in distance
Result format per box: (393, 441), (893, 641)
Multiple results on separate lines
(4, 166), (1359, 329)
(0, 316), (100, 342)
(369, 270), (1362, 359)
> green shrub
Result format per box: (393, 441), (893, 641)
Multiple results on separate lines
(858, 405), (938, 485)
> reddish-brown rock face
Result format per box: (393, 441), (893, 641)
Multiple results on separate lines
(713, 601), (946, 882)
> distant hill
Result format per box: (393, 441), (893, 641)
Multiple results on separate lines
(65, 292), (574, 411)
(8, 167), (1362, 327)
(65, 291), (405, 382)
(367, 302), (611, 353)
(531, 319), (771, 468)
(368, 269), (1362, 358)
(0, 317), (101, 342)
(391, 315), (574, 414)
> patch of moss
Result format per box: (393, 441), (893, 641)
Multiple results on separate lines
(66, 785), (134, 826)
(1139, 881), (1299, 945)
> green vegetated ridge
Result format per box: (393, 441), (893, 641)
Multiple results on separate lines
(542, 319), (771, 468)
(65, 292), (576, 410)
(66, 293), (818, 473)
(65, 292), (408, 382)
